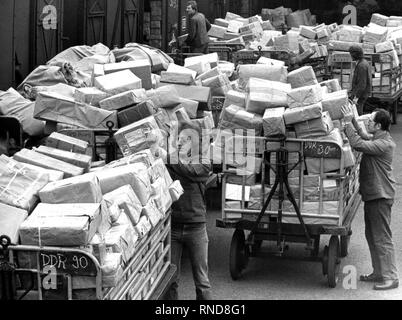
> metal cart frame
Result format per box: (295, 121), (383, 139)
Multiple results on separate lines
(216, 136), (361, 288)
(1, 212), (173, 300)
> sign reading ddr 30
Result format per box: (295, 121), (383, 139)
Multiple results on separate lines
(303, 141), (342, 158)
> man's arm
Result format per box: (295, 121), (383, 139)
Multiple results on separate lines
(185, 17), (196, 45)
(345, 122), (387, 155)
(167, 156), (212, 181)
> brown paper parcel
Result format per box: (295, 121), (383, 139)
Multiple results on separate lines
(13, 148), (84, 178)
(98, 89), (147, 111)
(46, 132), (91, 156)
(263, 107), (286, 137)
(283, 103), (323, 125)
(19, 203), (101, 246)
(287, 84), (323, 109)
(35, 145), (92, 172)
(103, 184), (142, 226)
(0, 155), (49, 212)
(95, 162), (151, 206)
(39, 173), (102, 204)
(294, 111), (334, 139)
(34, 92), (118, 130)
(321, 90), (349, 121)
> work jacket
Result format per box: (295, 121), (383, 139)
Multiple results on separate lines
(350, 58), (372, 99)
(185, 12), (211, 49)
(345, 123), (396, 202)
(167, 156), (211, 224)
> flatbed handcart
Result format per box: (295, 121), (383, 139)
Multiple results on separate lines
(0, 211), (174, 300)
(216, 136), (362, 288)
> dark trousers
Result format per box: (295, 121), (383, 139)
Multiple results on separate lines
(167, 222), (212, 300)
(364, 199), (399, 280)
(357, 97), (368, 116)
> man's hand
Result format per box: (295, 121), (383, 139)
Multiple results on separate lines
(341, 104), (354, 124)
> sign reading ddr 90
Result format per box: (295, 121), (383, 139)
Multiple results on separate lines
(303, 141), (342, 158)
(39, 251), (97, 276)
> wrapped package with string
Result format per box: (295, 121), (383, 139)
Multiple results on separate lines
(201, 74), (232, 96)
(287, 84), (323, 108)
(287, 66), (318, 89)
(150, 177), (173, 215)
(321, 90), (349, 120)
(263, 107), (286, 137)
(246, 78), (291, 114)
(34, 145), (92, 172)
(294, 111), (334, 138)
(105, 149), (155, 170)
(46, 132), (92, 156)
(38, 173), (102, 204)
(0, 155), (49, 212)
(114, 116), (164, 157)
(19, 203), (102, 246)
(283, 103), (323, 125)
(319, 79), (342, 93)
(224, 90), (246, 108)
(95, 162), (151, 206)
(218, 104), (263, 135)
(103, 185), (143, 226)
(13, 148), (84, 178)
(104, 221), (138, 265)
(238, 64), (288, 86)
(98, 89), (147, 111)
(142, 198), (164, 228)
(134, 215), (152, 239)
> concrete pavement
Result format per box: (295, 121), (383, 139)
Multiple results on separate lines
(177, 114), (402, 300)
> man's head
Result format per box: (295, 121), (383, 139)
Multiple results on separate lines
(177, 121), (201, 157)
(367, 108), (391, 133)
(186, 1), (197, 16)
(349, 45), (363, 61)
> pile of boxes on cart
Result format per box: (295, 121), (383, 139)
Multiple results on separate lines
(328, 13), (402, 94)
(212, 60), (367, 225)
(207, 8), (402, 93)
(0, 41), (229, 298)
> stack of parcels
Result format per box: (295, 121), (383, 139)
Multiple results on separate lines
(328, 51), (354, 91)
(9, 143), (184, 291)
(218, 61), (358, 225)
(207, 13), (267, 45)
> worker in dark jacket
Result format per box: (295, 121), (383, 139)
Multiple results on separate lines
(342, 105), (399, 291)
(166, 121), (212, 300)
(349, 45), (372, 115)
(185, 1), (211, 54)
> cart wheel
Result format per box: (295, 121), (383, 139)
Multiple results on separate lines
(340, 235), (350, 258)
(229, 229), (249, 280)
(327, 236), (341, 288)
(322, 245), (329, 276)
